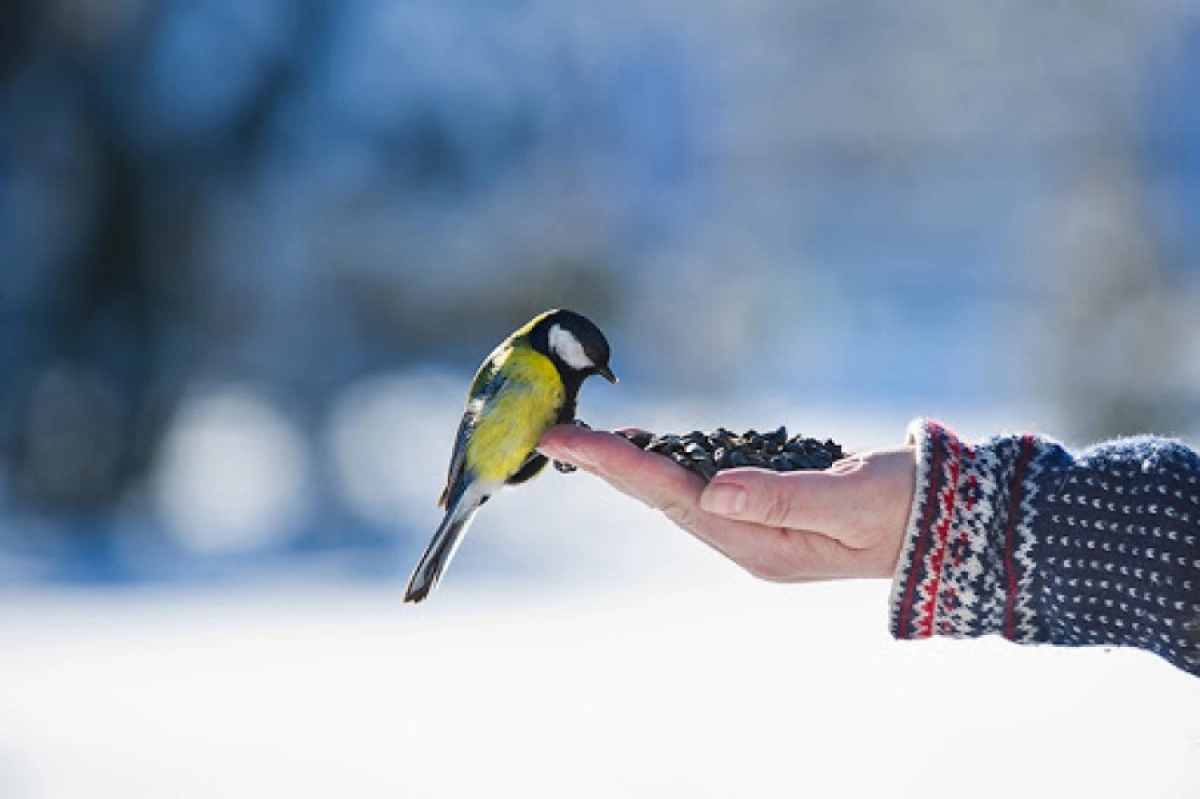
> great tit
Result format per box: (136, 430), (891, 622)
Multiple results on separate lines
(403, 308), (616, 603)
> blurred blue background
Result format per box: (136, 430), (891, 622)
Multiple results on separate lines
(4, 3), (1200, 798)
(4, 0), (1200, 586)
(3, 0), (1200, 586)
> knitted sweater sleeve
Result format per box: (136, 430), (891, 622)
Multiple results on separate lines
(889, 418), (1200, 676)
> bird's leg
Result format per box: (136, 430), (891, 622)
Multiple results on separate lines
(552, 419), (591, 473)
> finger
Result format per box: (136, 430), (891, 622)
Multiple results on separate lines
(539, 426), (790, 562)
(539, 426), (881, 578)
(538, 425), (706, 514)
(699, 467), (854, 541)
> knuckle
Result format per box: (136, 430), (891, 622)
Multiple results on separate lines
(744, 556), (789, 583)
(743, 561), (779, 582)
(755, 486), (795, 529)
(656, 497), (697, 530)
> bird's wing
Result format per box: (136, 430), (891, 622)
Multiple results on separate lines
(437, 359), (506, 508)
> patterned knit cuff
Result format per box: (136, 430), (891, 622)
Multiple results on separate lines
(889, 419), (1049, 643)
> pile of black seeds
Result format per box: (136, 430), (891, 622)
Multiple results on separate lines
(616, 426), (844, 482)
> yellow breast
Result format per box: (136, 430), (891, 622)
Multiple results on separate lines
(465, 348), (564, 483)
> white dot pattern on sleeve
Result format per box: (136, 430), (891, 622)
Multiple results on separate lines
(891, 421), (1200, 677)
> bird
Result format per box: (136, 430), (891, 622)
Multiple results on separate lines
(403, 308), (616, 603)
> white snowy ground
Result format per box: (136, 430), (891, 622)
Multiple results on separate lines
(2, 395), (1199, 798)
(2, 577), (1198, 798)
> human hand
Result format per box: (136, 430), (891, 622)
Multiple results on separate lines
(538, 425), (917, 581)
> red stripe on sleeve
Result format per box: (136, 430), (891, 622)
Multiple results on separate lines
(917, 435), (962, 638)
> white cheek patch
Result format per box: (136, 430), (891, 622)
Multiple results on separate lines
(549, 324), (592, 371)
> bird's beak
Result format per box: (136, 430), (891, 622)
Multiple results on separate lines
(597, 364), (618, 384)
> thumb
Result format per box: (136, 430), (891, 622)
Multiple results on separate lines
(699, 467), (851, 534)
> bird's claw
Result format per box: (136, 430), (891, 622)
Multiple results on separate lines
(552, 420), (590, 472)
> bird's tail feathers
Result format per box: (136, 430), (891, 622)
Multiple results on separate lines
(403, 484), (484, 604)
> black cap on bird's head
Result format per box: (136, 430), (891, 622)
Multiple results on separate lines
(529, 308), (616, 384)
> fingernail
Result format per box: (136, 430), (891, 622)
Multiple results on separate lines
(701, 483), (746, 516)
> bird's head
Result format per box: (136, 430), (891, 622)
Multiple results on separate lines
(531, 309), (616, 384)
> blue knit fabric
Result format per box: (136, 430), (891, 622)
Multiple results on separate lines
(890, 419), (1200, 676)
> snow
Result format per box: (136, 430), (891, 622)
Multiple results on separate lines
(1, 574), (1198, 798)
(2, 391), (1197, 797)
